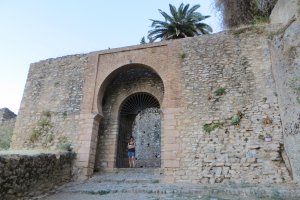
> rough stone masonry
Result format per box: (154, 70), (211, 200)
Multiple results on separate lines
(6, 0), (300, 186)
(0, 108), (16, 149)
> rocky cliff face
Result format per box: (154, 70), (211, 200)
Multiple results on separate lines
(270, 0), (300, 184)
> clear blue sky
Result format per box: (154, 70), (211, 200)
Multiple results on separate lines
(0, 0), (221, 114)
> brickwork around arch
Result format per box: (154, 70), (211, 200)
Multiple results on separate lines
(10, 0), (300, 184)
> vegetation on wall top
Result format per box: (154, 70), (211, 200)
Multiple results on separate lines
(215, 0), (278, 28)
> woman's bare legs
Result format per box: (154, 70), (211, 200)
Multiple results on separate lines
(128, 157), (135, 168)
(132, 157), (135, 168)
(128, 158), (132, 168)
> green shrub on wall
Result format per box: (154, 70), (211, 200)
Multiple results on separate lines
(231, 111), (243, 126)
(29, 111), (53, 144)
(214, 87), (226, 96)
(203, 122), (223, 133)
(30, 117), (52, 143)
(231, 115), (241, 125)
(57, 136), (72, 151)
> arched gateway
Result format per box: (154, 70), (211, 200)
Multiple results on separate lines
(117, 92), (161, 168)
(74, 43), (183, 179)
(94, 66), (164, 170)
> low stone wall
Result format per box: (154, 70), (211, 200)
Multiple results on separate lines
(0, 151), (75, 200)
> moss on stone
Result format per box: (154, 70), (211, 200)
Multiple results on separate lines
(203, 122), (223, 134)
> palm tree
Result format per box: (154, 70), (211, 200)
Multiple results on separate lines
(148, 3), (212, 41)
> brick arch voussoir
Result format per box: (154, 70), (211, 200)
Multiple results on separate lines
(96, 63), (166, 116)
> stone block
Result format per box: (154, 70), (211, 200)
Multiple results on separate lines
(164, 160), (180, 168)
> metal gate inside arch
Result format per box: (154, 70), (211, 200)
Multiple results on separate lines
(117, 92), (161, 168)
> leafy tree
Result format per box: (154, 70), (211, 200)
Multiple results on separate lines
(148, 3), (212, 42)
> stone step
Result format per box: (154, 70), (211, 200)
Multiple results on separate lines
(56, 181), (300, 200)
(98, 167), (163, 175)
(40, 170), (300, 200)
(90, 168), (162, 184)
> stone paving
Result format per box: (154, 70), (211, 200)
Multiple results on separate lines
(35, 169), (300, 200)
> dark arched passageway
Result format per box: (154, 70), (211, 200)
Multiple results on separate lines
(117, 92), (161, 168)
(94, 66), (164, 171)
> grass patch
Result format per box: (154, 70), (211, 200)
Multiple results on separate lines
(38, 118), (51, 127)
(0, 127), (14, 150)
(253, 16), (270, 24)
(214, 87), (226, 96)
(58, 142), (72, 151)
(0, 140), (10, 150)
(29, 116), (52, 143)
(231, 25), (265, 35)
(203, 122), (223, 134)
(57, 136), (72, 151)
(30, 129), (42, 143)
(180, 52), (186, 60)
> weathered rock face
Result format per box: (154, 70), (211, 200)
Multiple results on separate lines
(133, 108), (161, 168)
(0, 151), (75, 200)
(270, 0), (299, 24)
(270, 0), (300, 184)
(0, 108), (16, 149)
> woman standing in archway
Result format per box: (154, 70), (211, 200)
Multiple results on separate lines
(128, 136), (136, 168)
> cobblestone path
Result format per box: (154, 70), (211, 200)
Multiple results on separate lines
(36, 169), (300, 200)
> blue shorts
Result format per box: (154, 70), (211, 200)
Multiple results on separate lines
(128, 151), (135, 157)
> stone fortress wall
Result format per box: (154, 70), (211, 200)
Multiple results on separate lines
(171, 29), (291, 184)
(6, 0), (300, 186)
(11, 55), (88, 152)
